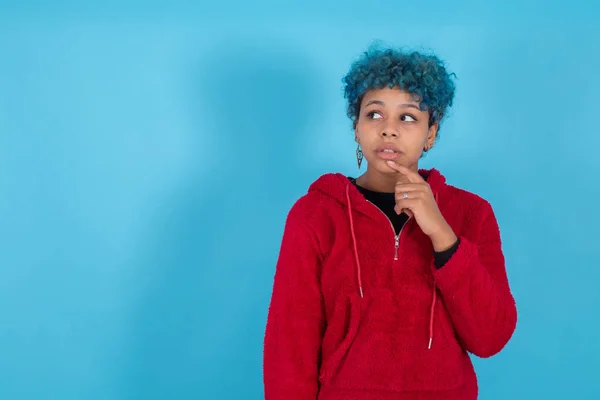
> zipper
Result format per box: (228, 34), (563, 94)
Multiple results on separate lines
(365, 199), (411, 261)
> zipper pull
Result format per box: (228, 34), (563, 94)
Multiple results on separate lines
(394, 235), (399, 260)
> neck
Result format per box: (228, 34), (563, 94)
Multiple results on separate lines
(356, 165), (419, 193)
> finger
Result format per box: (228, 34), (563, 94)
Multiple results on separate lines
(397, 208), (414, 218)
(388, 162), (423, 183)
(395, 190), (429, 206)
(386, 161), (424, 183)
(395, 190), (425, 202)
(394, 183), (424, 193)
(394, 183), (428, 201)
(394, 199), (419, 214)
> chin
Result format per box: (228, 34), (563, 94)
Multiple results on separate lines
(368, 159), (399, 174)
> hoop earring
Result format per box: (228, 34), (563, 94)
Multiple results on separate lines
(356, 145), (363, 169)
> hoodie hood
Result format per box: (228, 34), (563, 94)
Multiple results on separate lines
(308, 168), (447, 216)
(307, 168), (448, 350)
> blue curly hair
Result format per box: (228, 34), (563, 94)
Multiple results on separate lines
(342, 43), (457, 133)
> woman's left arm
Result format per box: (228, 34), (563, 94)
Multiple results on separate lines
(386, 160), (517, 358)
(432, 201), (517, 358)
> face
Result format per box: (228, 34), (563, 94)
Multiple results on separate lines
(355, 87), (438, 174)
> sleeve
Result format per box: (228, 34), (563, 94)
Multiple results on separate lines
(433, 238), (460, 269)
(263, 202), (325, 400)
(432, 201), (517, 358)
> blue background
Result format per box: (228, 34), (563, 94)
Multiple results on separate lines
(1, 1), (599, 399)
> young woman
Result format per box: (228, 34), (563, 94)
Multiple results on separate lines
(263, 44), (517, 400)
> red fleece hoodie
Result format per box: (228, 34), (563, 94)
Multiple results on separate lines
(263, 169), (517, 400)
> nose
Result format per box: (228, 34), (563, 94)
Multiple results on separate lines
(380, 129), (399, 138)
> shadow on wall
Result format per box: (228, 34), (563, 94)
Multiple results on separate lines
(119, 40), (325, 400)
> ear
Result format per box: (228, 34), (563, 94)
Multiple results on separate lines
(425, 122), (439, 148)
(354, 126), (360, 143)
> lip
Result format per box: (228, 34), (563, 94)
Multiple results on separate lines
(375, 143), (403, 160)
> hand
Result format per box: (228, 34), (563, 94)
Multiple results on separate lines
(386, 160), (457, 251)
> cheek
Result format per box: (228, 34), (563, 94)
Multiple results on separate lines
(356, 121), (378, 139)
(410, 124), (430, 140)
(401, 127), (430, 152)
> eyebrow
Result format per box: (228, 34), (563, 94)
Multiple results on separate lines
(365, 100), (421, 110)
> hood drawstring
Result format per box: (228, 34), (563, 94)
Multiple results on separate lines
(346, 184), (364, 298)
(429, 191), (440, 349)
(345, 183), (439, 348)
(429, 284), (437, 349)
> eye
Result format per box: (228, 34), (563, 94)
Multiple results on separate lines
(367, 111), (383, 120)
(400, 114), (417, 122)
